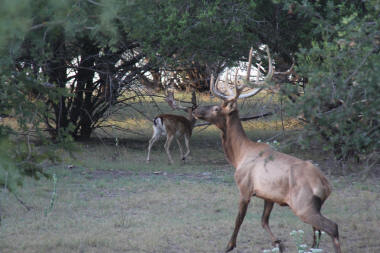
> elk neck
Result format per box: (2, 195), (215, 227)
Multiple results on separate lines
(220, 110), (249, 168)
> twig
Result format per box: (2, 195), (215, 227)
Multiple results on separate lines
(265, 132), (284, 142)
(193, 112), (273, 127)
(86, 0), (104, 6)
(125, 104), (154, 122)
(99, 125), (146, 136)
(12, 192), (31, 211)
(343, 49), (373, 84)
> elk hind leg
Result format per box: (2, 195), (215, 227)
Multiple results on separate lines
(299, 196), (341, 253)
(312, 227), (322, 248)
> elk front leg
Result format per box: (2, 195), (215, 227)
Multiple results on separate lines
(164, 134), (175, 164)
(226, 198), (250, 252)
(262, 200), (283, 251)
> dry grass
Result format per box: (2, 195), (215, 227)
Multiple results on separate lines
(1, 93), (379, 253)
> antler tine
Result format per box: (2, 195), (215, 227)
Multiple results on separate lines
(256, 62), (262, 83)
(233, 68), (243, 100)
(210, 73), (232, 100)
(246, 47), (253, 82)
(265, 45), (274, 82)
(211, 46), (272, 101)
(165, 90), (177, 110)
(237, 45), (272, 99)
(257, 45), (273, 85)
(165, 90), (187, 110)
(274, 57), (295, 75)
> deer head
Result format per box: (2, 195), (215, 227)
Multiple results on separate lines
(166, 89), (197, 124)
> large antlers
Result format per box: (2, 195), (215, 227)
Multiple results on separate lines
(211, 45), (273, 101)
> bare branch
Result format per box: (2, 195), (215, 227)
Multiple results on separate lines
(194, 112), (273, 127)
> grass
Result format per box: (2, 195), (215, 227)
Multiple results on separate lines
(1, 92), (380, 253)
(1, 133), (380, 253)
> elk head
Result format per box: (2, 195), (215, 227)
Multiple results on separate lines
(193, 45), (273, 129)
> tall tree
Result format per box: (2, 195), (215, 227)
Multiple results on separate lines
(4, 0), (151, 140)
(120, 0), (316, 90)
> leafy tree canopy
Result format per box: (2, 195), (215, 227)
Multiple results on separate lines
(281, 0), (380, 161)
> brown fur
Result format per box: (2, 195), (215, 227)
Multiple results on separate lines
(193, 100), (342, 253)
(146, 108), (196, 164)
(156, 114), (194, 138)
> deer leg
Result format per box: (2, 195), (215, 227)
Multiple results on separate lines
(312, 227), (322, 248)
(182, 134), (191, 162)
(298, 196), (341, 253)
(225, 198), (250, 252)
(164, 135), (174, 164)
(175, 138), (184, 161)
(262, 200), (282, 249)
(146, 133), (160, 163)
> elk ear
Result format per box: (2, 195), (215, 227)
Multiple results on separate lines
(223, 100), (238, 114)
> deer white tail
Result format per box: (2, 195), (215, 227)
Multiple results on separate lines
(153, 117), (166, 136)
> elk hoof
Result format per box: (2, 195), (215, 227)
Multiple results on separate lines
(146, 159), (150, 164)
(225, 242), (236, 252)
(272, 240), (284, 252)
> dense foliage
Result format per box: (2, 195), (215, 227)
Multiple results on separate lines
(123, 0), (313, 90)
(0, 0), (379, 195)
(0, 0), (313, 140)
(282, 1), (380, 161)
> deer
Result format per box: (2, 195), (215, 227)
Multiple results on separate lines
(192, 46), (342, 253)
(146, 91), (197, 164)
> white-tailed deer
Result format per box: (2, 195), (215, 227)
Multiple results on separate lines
(146, 91), (197, 164)
(192, 46), (341, 253)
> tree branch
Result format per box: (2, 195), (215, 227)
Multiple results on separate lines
(194, 112), (273, 127)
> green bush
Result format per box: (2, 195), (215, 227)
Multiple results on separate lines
(284, 1), (380, 161)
